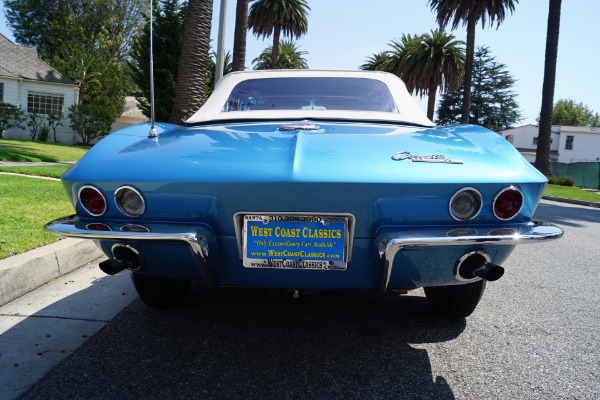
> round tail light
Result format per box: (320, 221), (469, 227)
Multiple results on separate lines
(78, 186), (106, 216)
(493, 187), (523, 220)
(114, 186), (145, 217)
(449, 188), (483, 221)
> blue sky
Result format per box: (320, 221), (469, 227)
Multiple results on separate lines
(1, 0), (598, 126)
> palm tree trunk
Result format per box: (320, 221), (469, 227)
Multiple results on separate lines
(535, 0), (562, 177)
(169, 0), (213, 125)
(271, 25), (281, 69)
(461, 15), (476, 124)
(427, 79), (437, 121)
(232, 0), (248, 72)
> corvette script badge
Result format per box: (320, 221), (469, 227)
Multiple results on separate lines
(391, 151), (463, 164)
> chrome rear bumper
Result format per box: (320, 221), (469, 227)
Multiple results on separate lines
(44, 215), (216, 286)
(375, 221), (563, 292)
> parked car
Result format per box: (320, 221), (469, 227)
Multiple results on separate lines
(45, 70), (562, 318)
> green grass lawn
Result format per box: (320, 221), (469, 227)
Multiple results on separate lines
(544, 184), (600, 203)
(0, 174), (74, 259)
(0, 139), (88, 162)
(0, 165), (72, 179)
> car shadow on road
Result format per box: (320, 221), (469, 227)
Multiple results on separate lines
(535, 201), (600, 228)
(21, 286), (464, 399)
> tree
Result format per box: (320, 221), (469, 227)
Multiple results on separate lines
(384, 29), (464, 120)
(548, 99), (600, 127)
(169, 0), (213, 125)
(248, 0), (310, 69)
(535, 0), (562, 177)
(429, 0), (518, 124)
(359, 51), (390, 71)
(68, 104), (113, 145)
(252, 40), (308, 70)
(26, 112), (45, 141)
(232, 0), (249, 71)
(436, 46), (522, 131)
(0, 102), (25, 139)
(206, 51), (233, 98)
(4, 0), (144, 119)
(129, 0), (186, 122)
(46, 113), (64, 143)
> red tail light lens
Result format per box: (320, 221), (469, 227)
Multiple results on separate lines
(493, 187), (523, 220)
(79, 186), (106, 216)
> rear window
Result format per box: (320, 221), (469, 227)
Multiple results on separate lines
(222, 77), (398, 113)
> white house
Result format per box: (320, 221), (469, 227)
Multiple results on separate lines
(556, 126), (600, 164)
(498, 124), (600, 164)
(0, 33), (79, 143)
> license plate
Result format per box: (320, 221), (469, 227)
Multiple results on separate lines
(242, 214), (350, 270)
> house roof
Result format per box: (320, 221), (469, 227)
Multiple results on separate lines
(0, 33), (76, 86)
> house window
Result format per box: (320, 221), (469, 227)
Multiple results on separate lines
(505, 134), (514, 144)
(565, 135), (574, 150)
(0, 82), (4, 102)
(27, 91), (64, 115)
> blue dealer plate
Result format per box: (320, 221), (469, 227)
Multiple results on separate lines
(242, 214), (350, 270)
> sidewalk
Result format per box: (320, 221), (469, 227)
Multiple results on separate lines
(0, 261), (136, 400)
(0, 161), (76, 166)
(0, 239), (104, 306)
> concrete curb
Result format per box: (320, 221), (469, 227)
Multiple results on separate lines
(0, 239), (104, 306)
(542, 195), (600, 208)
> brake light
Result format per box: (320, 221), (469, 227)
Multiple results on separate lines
(493, 187), (523, 220)
(79, 186), (106, 216)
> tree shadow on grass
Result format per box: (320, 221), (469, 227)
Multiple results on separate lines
(0, 142), (60, 162)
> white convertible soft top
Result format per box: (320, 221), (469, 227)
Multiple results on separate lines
(186, 70), (434, 127)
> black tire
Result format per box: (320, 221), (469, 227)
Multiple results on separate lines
(130, 271), (191, 308)
(424, 279), (486, 319)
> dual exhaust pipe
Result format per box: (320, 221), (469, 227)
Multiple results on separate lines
(456, 251), (504, 282)
(99, 244), (144, 275)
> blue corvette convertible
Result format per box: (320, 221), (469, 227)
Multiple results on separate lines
(45, 70), (562, 318)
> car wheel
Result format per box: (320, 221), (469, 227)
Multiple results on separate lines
(424, 279), (486, 319)
(130, 271), (191, 308)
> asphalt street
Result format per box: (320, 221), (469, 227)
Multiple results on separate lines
(13, 200), (600, 399)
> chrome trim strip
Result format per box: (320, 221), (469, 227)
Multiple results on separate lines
(493, 186), (524, 221)
(44, 215), (216, 286)
(376, 221), (563, 292)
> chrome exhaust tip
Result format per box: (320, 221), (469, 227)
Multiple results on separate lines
(99, 244), (144, 276)
(455, 251), (504, 282)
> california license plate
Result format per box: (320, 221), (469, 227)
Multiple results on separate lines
(242, 214), (350, 270)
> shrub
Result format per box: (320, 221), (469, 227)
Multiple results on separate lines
(27, 112), (45, 141)
(38, 124), (50, 142)
(548, 176), (575, 186)
(46, 113), (63, 143)
(68, 104), (113, 146)
(0, 102), (25, 139)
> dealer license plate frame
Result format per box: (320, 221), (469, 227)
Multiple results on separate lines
(233, 212), (356, 270)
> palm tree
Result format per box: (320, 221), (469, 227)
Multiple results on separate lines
(252, 40), (308, 70)
(232, 0), (249, 71)
(384, 30), (465, 120)
(381, 33), (422, 93)
(248, 0), (310, 69)
(169, 0), (213, 125)
(429, 0), (518, 124)
(359, 51), (390, 72)
(535, 0), (562, 176)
